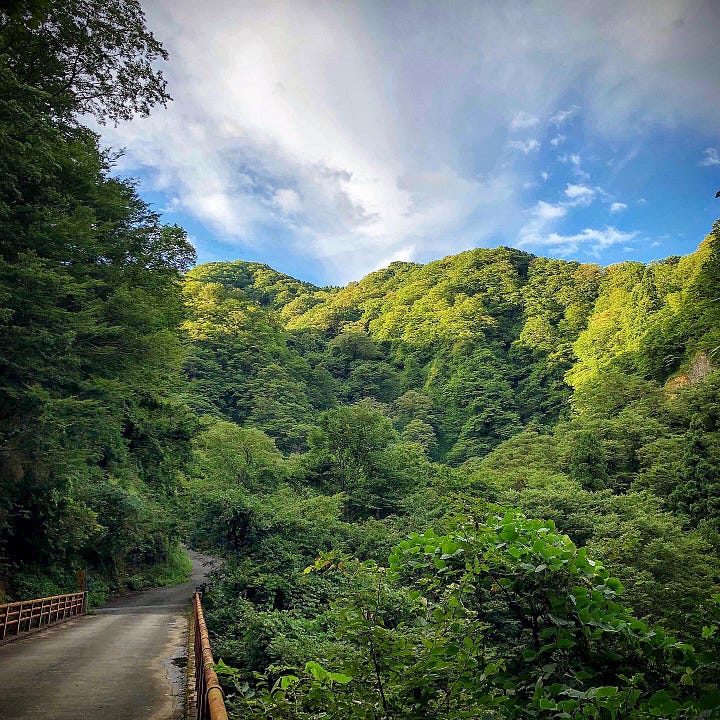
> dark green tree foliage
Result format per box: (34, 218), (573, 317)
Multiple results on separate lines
(304, 404), (431, 519)
(182, 279), (319, 451)
(0, 0), (170, 123)
(324, 331), (401, 404)
(655, 375), (720, 523)
(440, 349), (522, 463)
(221, 514), (718, 720)
(0, 0), (195, 598)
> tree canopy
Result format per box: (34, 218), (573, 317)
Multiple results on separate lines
(0, 0), (193, 602)
(0, 0), (170, 123)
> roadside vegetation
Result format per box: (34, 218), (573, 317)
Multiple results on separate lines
(0, 0), (195, 602)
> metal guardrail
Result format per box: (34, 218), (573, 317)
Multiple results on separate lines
(0, 592), (87, 644)
(193, 591), (229, 720)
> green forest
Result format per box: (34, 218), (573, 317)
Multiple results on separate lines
(1, 2), (719, 718)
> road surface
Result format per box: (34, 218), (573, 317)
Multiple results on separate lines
(0, 549), (218, 720)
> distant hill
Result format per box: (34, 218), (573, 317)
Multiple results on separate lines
(183, 237), (719, 462)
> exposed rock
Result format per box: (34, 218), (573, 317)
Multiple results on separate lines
(665, 351), (714, 393)
(688, 351), (713, 383)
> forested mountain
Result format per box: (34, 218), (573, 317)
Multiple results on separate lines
(183, 236), (720, 718)
(2, 2), (719, 718)
(184, 240), (719, 467)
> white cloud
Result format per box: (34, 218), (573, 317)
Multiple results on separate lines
(517, 181), (635, 257)
(610, 202), (627, 213)
(550, 105), (580, 125)
(550, 134), (566, 147)
(700, 147), (720, 166)
(607, 146), (640, 173)
(558, 153), (582, 166)
(541, 171), (549, 181)
(535, 201), (567, 220)
(96, 0), (720, 281)
(511, 111), (540, 129)
(557, 153), (590, 180)
(522, 226), (637, 256)
(518, 200), (568, 248)
(564, 183), (595, 204)
(508, 139), (541, 154)
(273, 188), (301, 214)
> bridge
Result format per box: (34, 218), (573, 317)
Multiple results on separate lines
(0, 550), (228, 720)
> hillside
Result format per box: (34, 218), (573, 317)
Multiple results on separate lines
(2, 1), (719, 715)
(184, 241), (719, 463)
(181, 233), (720, 717)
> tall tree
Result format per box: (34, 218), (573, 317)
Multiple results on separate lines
(0, 0), (194, 597)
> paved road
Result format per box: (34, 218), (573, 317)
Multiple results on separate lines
(0, 550), (218, 720)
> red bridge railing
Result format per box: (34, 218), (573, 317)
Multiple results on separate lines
(0, 592), (86, 644)
(193, 591), (229, 720)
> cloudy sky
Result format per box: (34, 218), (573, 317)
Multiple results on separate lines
(101, 0), (720, 285)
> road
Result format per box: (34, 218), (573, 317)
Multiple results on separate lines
(0, 549), (218, 720)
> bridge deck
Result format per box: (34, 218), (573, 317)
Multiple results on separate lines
(0, 550), (216, 720)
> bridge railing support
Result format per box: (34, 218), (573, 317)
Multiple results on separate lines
(0, 591), (87, 645)
(193, 591), (229, 720)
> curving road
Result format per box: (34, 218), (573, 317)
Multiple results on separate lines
(0, 549), (217, 720)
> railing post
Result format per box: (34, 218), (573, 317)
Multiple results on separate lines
(1, 602), (8, 639)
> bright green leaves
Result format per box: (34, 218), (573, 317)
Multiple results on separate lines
(363, 511), (707, 719)
(204, 482), (719, 720)
(278, 674), (300, 690)
(304, 661), (352, 685)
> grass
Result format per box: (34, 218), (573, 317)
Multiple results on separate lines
(144, 544), (193, 587)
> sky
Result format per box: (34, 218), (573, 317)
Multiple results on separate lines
(100, 0), (720, 285)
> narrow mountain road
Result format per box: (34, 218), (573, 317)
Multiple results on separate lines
(0, 549), (218, 720)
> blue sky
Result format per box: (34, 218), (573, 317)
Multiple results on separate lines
(101, 0), (720, 285)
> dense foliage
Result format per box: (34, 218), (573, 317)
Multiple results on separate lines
(183, 232), (720, 718)
(0, 0), (194, 601)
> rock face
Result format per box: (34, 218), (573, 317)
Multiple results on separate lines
(666, 351), (715, 392)
(688, 351), (714, 383)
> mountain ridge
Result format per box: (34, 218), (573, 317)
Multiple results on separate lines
(183, 234), (719, 463)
